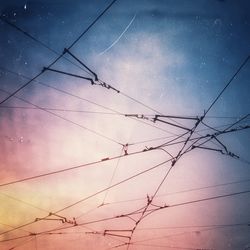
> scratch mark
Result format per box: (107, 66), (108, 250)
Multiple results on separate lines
(99, 13), (137, 56)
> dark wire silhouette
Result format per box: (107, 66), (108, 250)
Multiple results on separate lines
(0, 88), (123, 146)
(2, 188), (250, 244)
(0, 0), (118, 105)
(0, 124), (249, 188)
(0, 159), (171, 237)
(0, 66), (176, 135)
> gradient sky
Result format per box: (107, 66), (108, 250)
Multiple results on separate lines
(0, 0), (250, 249)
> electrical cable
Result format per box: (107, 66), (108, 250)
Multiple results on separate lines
(0, 0), (118, 105)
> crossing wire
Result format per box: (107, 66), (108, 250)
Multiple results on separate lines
(0, 14), (190, 132)
(0, 88), (124, 146)
(204, 55), (250, 116)
(1, 188), (250, 243)
(0, 159), (171, 237)
(0, 125), (249, 189)
(1, 10), (249, 249)
(0, 66), (177, 135)
(0, 0), (118, 105)
(121, 55), (250, 248)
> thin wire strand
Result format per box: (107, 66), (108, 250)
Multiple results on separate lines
(2, 188), (250, 243)
(0, 159), (171, 237)
(0, 0), (118, 105)
(0, 88), (123, 146)
(101, 149), (124, 206)
(0, 66), (177, 135)
(205, 55), (250, 115)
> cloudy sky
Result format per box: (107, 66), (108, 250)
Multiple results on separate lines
(0, 0), (250, 249)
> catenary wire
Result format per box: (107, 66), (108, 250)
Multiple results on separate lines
(1, 188), (250, 243)
(0, 0), (118, 105)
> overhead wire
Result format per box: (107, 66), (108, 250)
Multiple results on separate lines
(0, 124), (249, 189)
(2, 188), (250, 243)
(0, 144), (163, 188)
(7, 236), (36, 250)
(75, 176), (250, 220)
(100, 148), (124, 206)
(0, 192), (48, 213)
(204, 55), (250, 116)
(2, 3), (249, 160)
(0, 3), (249, 248)
(0, 88), (123, 146)
(0, 66), (177, 135)
(0, 159), (171, 236)
(123, 62), (250, 246)
(131, 223), (250, 247)
(0, 0), (119, 105)
(129, 243), (213, 250)
(77, 177), (250, 208)
(157, 55), (250, 165)
(0, 14), (195, 136)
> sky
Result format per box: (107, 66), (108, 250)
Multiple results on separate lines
(0, 0), (250, 249)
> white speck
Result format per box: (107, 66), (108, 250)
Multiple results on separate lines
(13, 12), (16, 16)
(214, 18), (222, 26)
(8, 136), (14, 142)
(24, 61), (28, 65)
(24, 4), (27, 10)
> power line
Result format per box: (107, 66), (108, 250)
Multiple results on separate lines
(101, 149), (124, 206)
(169, 189), (250, 208)
(54, 159), (171, 214)
(67, 0), (118, 50)
(129, 120), (250, 146)
(0, 141), (169, 188)
(205, 55), (250, 115)
(1, 12), (190, 141)
(0, 66), (177, 135)
(132, 223), (250, 247)
(0, 105), (119, 115)
(0, 0), (168, 124)
(0, 192), (48, 213)
(124, 163), (175, 248)
(0, 0), (118, 105)
(161, 55), (250, 171)
(0, 16), (91, 77)
(77, 176), (250, 219)
(137, 222), (250, 230)
(100, 177), (250, 206)
(0, 125), (249, 188)
(0, 88), (123, 146)
(7, 236), (35, 250)
(0, 159), (171, 236)
(2, 188), (249, 243)
(129, 243), (213, 250)
(82, 189), (250, 228)
(94, 110), (249, 248)
(0, 70), (45, 105)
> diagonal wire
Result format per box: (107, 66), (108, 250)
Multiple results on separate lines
(0, 0), (118, 105)
(0, 88), (123, 146)
(101, 148), (124, 206)
(204, 55), (250, 116)
(0, 159), (171, 236)
(2, 188), (250, 243)
(0, 66), (177, 135)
